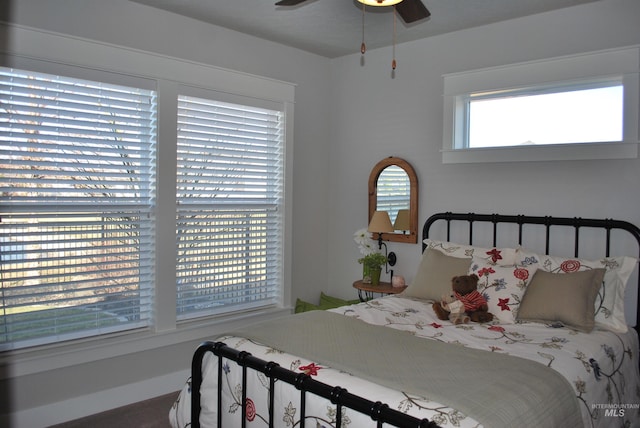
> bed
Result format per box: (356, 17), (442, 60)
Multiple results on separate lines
(170, 212), (640, 428)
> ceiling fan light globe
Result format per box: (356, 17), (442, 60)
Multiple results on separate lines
(358, 0), (404, 7)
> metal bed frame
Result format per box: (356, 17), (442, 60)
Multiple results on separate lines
(190, 212), (640, 428)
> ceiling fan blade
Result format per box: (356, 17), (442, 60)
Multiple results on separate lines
(275, 0), (308, 5)
(395, 0), (431, 24)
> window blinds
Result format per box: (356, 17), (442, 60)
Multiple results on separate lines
(0, 67), (156, 350)
(176, 95), (283, 319)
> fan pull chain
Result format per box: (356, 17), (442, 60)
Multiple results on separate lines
(361, 4), (366, 54)
(392, 5), (397, 70)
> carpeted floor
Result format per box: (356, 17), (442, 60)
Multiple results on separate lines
(49, 391), (180, 428)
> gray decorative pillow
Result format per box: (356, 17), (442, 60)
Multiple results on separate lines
(518, 249), (638, 333)
(403, 248), (472, 301)
(517, 268), (605, 333)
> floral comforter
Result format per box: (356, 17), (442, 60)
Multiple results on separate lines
(170, 295), (640, 428)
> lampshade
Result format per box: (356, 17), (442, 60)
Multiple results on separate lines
(368, 211), (394, 233)
(393, 209), (410, 231)
(358, 0), (403, 6)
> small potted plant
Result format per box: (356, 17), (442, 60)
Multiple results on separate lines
(358, 252), (387, 285)
(354, 228), (387, 285)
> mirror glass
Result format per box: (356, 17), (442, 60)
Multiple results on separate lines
(368, 157), (418, 244)
(376, 166), (410, 228)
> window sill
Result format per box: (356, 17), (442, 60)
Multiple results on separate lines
(1, 306), (292, 379)
(441, 141), (639, 164)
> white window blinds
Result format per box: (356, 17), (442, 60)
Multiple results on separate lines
(0, 67), (156, 350)
(176, 95), (284, 319)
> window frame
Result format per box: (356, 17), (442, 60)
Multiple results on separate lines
(442, 47), (640, 164)
(174, 89), (285, 321)
(0, 66), (158, 351)
(0, 23), (294, 375)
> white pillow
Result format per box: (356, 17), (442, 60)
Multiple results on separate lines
(424, 239), (518, 265)
(517, 249), (638, 333)
(468, 257), (536, 324)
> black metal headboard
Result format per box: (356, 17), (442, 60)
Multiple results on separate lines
(422, 212), (640, 335)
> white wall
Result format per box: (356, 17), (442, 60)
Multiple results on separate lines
(326, 0), (640, 302)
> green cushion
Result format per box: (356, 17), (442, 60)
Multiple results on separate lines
(295, 298), (320, 313)
(320, 292), (359, 307)
(295, 293), (358, 313)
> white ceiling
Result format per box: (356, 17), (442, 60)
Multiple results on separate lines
(130, 0), (598, 58)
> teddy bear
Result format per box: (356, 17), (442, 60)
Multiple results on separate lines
(433, 274), (494, 323)
(439, 294), (470, 325)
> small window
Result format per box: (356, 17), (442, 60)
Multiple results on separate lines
(442, 47), (639, 163)
(466, 81), (623, 148)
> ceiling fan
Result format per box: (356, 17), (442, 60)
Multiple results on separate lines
(274, 0), (431, 24)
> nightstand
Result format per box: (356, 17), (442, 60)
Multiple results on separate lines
(353, 280), (407, 302)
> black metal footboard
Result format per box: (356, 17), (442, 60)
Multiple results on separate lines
(191, 341), (440, 428)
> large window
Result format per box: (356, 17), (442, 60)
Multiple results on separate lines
(175, 94), (284, 320)
(442, 47), (639, 163)
(0, 67), (157, 350)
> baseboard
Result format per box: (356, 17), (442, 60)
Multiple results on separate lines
(3, 369), (189, 428)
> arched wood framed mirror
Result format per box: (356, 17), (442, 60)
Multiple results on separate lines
(368, 157), (418, 244)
